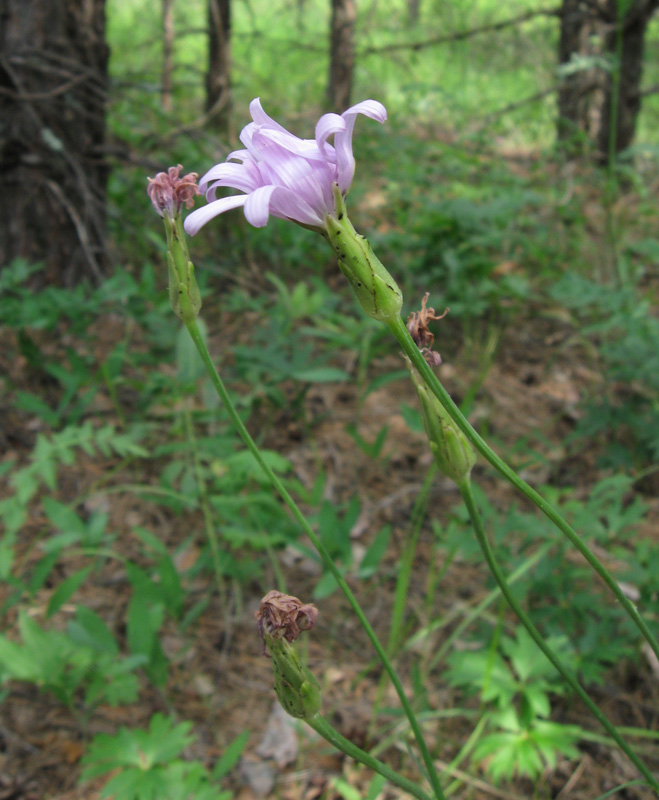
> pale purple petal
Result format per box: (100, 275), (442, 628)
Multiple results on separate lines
(184, 195), (247, 235)
(244, 184), (324, 228)
(343, 100), (387, 125)
(315, 113), (344, 160)
(249, 98), (290, 135)
(335, 100), (387, 193)
(186, 97), (387, 234)
(256, 126), (326, 160)
(199, 162), (259, 197)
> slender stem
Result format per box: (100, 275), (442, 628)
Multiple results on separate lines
(183, 405), (226, 604)
(369, 463), (436, 740)
(458, 476), (659, 792)
(427, 541), (553, 671)
(386, 313), (659, 664)
(388, 463), (437, 655)
(184, 319), (446, 800)
(307, 714), (433, 800)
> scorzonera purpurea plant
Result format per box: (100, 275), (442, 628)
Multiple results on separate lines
(148, 99), (659, 796)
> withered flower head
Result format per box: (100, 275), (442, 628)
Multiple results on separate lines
(147, 164), (199, 218)
(406, 293), (448, 367)
(256, 590), (318, 645)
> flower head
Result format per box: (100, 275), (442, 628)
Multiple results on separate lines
(406, 293), (448, 367)
(256, 590), (318, 645)
(147, 164), (199, 218)
(184, 98), (387, 235)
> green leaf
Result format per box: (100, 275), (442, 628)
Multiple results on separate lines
(67, 606), (118, 655)
(0, 636), (39, 681)
(176, 319), (207, 383)
(42, 497), (87, 537)
(47, 565), (94, 618)
(290, 366), (349, 382)
(212, 730), (250, 779)
(358, 525), (391, 578)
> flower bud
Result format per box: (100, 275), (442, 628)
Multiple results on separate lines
(147, 166), (202, 323)
(163, 214), (202, 323)
(325, 187), (403, 322)
(264, 633), (323, 720)
(256, 591), (322, 720)
(406, 361), (476, 485)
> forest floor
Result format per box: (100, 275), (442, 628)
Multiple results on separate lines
(2, 172), (659, 800)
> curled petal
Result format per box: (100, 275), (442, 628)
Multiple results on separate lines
(315, 112), (345, 159)
(335, 99), (387, 193)
(249, 97), (290, 135)
(200, 162), (260, 197)
(184, 195), (247, 235)
(244, 184), (324, 228)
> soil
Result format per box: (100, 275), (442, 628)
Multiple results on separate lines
(1, 275), (658, 800)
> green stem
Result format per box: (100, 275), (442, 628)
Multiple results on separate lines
(307, 714), (433, 800)
(386, 313), (659, 665)
(183, 319), (446, 800)
(369, 463), (437, 741)
(183, 406), (226, 605)
(458, 476), (659, 792)
(388, 463), (438, 655)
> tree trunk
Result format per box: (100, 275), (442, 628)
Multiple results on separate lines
(557, 0), (658, 163)
(0, 0), (109, 285)
(408, 0), (420, 26)
(328, 0), (356, 111)
(162, 0), (175, 113)
(596, 0), (659, 162)
(205, 0), (231, 129)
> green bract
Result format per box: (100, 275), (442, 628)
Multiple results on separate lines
(407, 360), (476, 485)
(164, 214), (201, 323)
(264, 634), (322, 720)
(325, 189), (403, 323)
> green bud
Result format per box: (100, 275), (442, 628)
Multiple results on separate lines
(264, 633), (322, 720)
(407, 361), (476, 485)
(325, 188), (402, 322)
(164, 214), (201, 323)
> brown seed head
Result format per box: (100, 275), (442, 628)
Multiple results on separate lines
(147, 164), (199, 218)
(406, 293), (448, 367)
(256, 590), (318, 646)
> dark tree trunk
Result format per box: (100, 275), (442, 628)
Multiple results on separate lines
(596, 0), (659, 161)
(162, 0), (175, 113)
(205, 0), (231, 129)
(0, 0), (109, 284)
(557, 0), (658, 163)
(408, 0), (420, 26)
(328, 0), (356, 112)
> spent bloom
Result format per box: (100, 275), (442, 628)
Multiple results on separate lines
(406, 293), (448, 367)
(184, 98), (387, 235)
(147, 164), (199, 218)
(256, 590), (318, 645)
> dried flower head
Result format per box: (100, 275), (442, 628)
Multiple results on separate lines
(256, 590), (318, 645)
(406, 293), (448, 367)
(147, 164), (199, 218)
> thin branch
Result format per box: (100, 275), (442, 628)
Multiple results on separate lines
(477, 84), (560, 126)
(360, 6), (561, 56)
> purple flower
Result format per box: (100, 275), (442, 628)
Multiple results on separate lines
(183, 98), (387, 236)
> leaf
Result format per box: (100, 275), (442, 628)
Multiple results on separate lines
(290, 366), (349, 382)
(358, 525), (391, 578)
(67, 606), (118, 655)
(0, 636), (39, 681)
(212, 730), (250, 779)
(47, 565), (94, 618)
(176, 319), (207, 383)
(42, 497), (86, 537)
